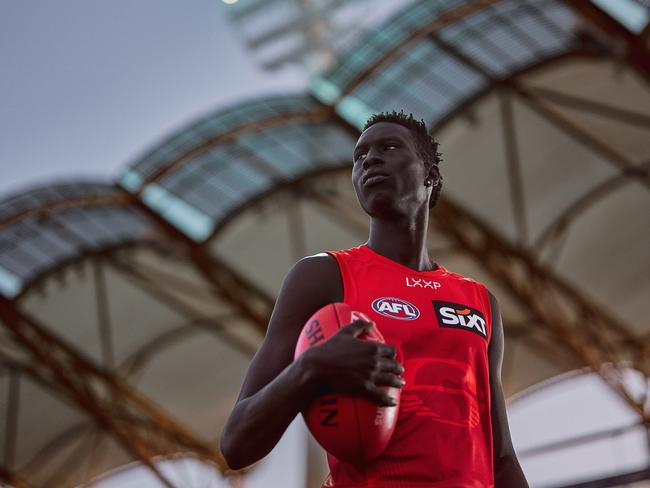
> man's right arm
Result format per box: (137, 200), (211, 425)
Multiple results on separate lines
(219, 253), (343, 470)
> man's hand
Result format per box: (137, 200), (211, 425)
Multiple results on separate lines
(301, 319), (405, 406)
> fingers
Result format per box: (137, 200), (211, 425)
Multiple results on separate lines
(351, 311), (371, 323)
(376, 358), (404, 375)
(376, 343), (397, 359)
(373, 372), (406, 389)
(372, 359), (405, 389)
(340, 319), (374, 337)
(340, 323), (397, 361)
(364, 381), (398, 407)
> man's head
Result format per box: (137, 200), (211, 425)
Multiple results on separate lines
(351, 110), (443, 218)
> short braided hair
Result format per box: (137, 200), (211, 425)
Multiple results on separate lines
(362, 110), (443, 208)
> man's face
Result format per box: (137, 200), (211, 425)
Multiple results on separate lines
(352, 122), (433, 217)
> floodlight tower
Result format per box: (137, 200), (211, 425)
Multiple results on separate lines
(222, 0), (412, 75)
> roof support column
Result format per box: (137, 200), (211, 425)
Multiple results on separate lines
(3, 367), (19, 473)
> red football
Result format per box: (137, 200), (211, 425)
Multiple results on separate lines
(294, 302), (400, 463)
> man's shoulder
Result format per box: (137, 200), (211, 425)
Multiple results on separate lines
(323, 244), (365, 260)
(440, 267), (490, 292)
(292, 252), (338, 275)
(292, 252), (342, 294)
(440, 266), (479, 283)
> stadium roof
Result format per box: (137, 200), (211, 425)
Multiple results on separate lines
(0, 182), (160, 300)
(1, 0), (649, 486)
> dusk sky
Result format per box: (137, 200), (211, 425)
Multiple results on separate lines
(0, 1), (306, 198)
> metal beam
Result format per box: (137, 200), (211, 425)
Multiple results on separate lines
(241, 0), (350, 49)
(427, 17), (650, 195)
(498, 91), (529, 245)
(117, 318), (255, 379)
(139, 107), (332, 187)
(41, 425), (95, 488)
(337, 0), (506, 96)
(110, 253), (229, 305)
(3, 368), (19, 471)
(642, 20), (650, 43)
(528, 85), (650, 129)
(126, 190), (275, 334)
(108, 256), (258, 361)
(82, 428), (106, 484)
(426, 17), (650, 203)
(553, 466), (650, 488)
(188, 249), (274, 334)
(0, 298), (228, 486)
(429, 48), (605, 133)
(0, 465), (31, 488)
(561, 0), (650, 80)
(18, 421), (89, 478)
(534, 160), (650, 253)
(93, 261), (115, 368)
(226, 0), (285, 21)
(512, 83), (650, 188)
(518, 420), (642, 458)
(0, 193), (128, 231)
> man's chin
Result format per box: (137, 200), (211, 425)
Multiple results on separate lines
(364, 197), (403, 219)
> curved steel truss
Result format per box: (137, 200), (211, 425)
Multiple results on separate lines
(1, 0), (649, 486)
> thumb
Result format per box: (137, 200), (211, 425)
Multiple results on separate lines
(341, 319), (374, 337)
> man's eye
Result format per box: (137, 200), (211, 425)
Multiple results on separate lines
(355, 152), (366, 160)
(385, 144), (397, 150)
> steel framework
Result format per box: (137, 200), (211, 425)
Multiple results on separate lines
(0, 299), (228, 488)
(1, 0), (649, 486)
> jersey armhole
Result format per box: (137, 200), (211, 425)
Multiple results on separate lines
(479, 283), (493, 346)
(325, 251), (355, 305)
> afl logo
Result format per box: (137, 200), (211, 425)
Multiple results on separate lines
(371, 297), (420, 320)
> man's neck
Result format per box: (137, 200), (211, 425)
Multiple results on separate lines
(366, 210), (434, 272)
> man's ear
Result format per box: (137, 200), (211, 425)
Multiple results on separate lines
(427, 164), (440, 186)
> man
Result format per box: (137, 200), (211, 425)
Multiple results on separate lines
(220, 110), (528, 487)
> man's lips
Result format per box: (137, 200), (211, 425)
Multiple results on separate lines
(362, 172), (389, 186)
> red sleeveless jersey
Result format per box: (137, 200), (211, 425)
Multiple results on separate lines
(323, 244), (494, 488)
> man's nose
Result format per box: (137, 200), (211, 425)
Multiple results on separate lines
(362, 147), (383, 170)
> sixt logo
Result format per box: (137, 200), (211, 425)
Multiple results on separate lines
(372, 297), (420, 320)
(432, 301), (487, 340)
(405, 277), (441, 290)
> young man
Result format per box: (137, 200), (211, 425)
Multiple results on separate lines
(220, 111), (528, 487)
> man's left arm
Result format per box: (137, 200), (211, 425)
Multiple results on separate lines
(487, 289), (529, 487)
